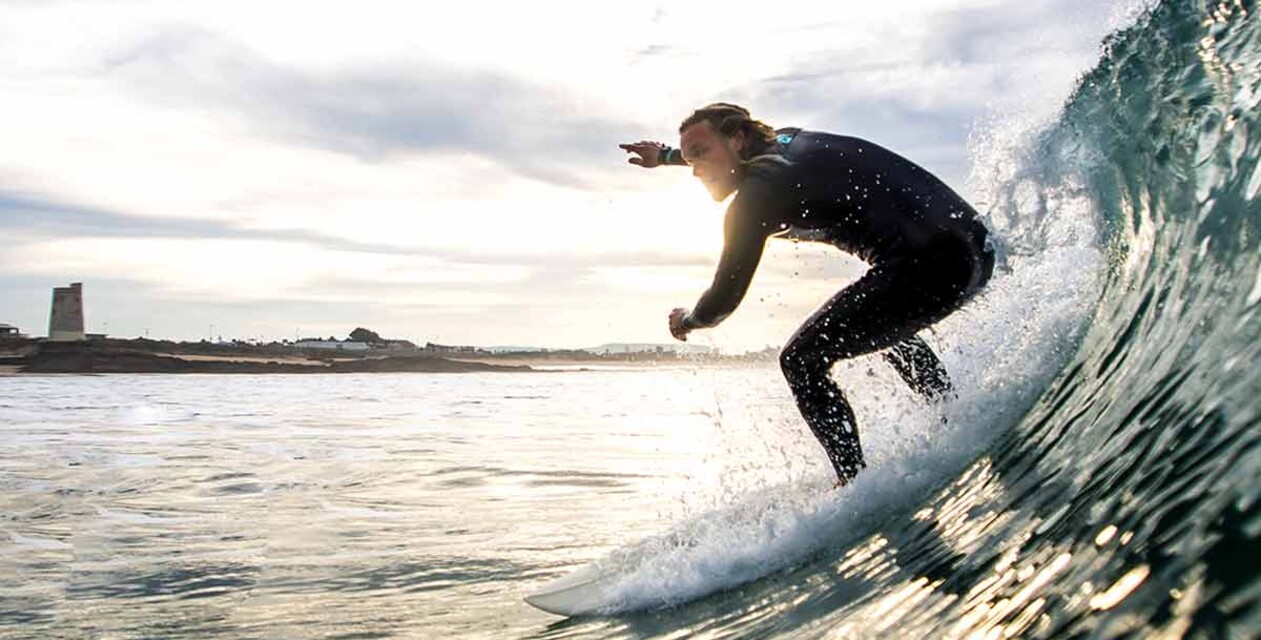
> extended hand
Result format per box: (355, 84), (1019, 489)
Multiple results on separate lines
(619, 140), (668, 168)
(668, 308), (691, 342)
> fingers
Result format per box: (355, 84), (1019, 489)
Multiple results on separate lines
(668, 308), (690, 341)
(628, 157), (644, 166)
(619, 141), (656, 152)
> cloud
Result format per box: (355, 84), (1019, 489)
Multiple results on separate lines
(920, 0), (1115, 64)
(1, 192), (238, 240)
(635, 44), (679, 58)
(713, 0), (1121, 186)
(0, 191), (708, 270)
(0, 0), (1133, 348)
(103, 29), (641, 187)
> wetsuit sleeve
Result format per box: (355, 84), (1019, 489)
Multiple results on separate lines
(658, 147), (689, 166)
(685, 162), (785, 328)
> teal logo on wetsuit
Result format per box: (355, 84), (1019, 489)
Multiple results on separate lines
(776, 133), (795, 145)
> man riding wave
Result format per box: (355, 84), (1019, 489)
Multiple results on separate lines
(621, 103), (994, 486)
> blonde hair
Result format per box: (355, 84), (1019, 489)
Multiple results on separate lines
(679, 103), (777, 160)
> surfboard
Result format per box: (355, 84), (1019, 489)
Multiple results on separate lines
(524, 562), (619, 616)
(523, 528), (700, 616)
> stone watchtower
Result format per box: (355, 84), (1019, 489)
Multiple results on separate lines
(49, 282), (85, 342)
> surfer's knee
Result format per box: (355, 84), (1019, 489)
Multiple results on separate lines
(779, 339), (823, 383)
(781, 324), (826, 368)
(778, 344), (797, 378)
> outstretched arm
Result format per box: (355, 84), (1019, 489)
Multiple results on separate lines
(619, 140), (688, 168)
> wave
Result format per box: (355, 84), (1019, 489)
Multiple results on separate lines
(536, 0), (1259, 636)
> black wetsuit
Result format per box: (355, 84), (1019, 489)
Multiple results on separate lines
(664, 129), (994, 481)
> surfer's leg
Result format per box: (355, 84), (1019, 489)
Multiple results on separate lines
(780, 341), (863, 480)
(779, 269), (925, 482)
(779, 240), (992, 482)
(882, 335), (952, 401)
(877, 236), (994, 402)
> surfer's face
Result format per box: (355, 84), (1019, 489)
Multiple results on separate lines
(680, 121), (744, 201)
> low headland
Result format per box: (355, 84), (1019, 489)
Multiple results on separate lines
(0, 334), (778, 375)
(0, 339), (530, 374)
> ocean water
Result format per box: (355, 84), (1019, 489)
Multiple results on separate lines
(0, 369), (815, 637)
(3, 0), (1259, 637)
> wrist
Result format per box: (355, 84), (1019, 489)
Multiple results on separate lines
(680, 312), (700, 331)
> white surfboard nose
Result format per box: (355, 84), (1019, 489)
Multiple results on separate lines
(524, 564), (613, 616)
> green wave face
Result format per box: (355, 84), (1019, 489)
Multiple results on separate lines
(549, 2), (1261, 637)
(835, 2), (1261, 635)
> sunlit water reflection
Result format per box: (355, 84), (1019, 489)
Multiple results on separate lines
(1, 369), (813, 638)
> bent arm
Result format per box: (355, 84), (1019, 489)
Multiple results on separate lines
(685, 212), (769, 328)
(683, 161), (789, 329)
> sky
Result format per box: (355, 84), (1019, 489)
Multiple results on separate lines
(0, 0), (1136, 351)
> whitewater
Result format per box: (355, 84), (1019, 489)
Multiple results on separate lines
(2, 0), (1258, 637)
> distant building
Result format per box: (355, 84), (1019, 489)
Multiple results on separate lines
(425, 342), (477, 353)
(49, 282), (85, 342)
(0, 323), (20, 337)
(293, 339), (370, 351)
(380, 339), (418, 352)
(585, 343), (714, 355)
(482, 345), (540, 354)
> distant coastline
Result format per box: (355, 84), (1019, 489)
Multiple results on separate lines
(0, 339), (531, 375)
(0, 336), (778, 375)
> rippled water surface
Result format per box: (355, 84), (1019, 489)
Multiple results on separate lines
(3, 369), (802, 638)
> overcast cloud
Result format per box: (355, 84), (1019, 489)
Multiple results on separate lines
(0, 0), (1133, 349)
(104, 28), (642, 187)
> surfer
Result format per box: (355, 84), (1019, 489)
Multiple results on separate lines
(620, 103), (993, 486)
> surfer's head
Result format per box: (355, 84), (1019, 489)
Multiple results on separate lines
(678, 103), (776, 201)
